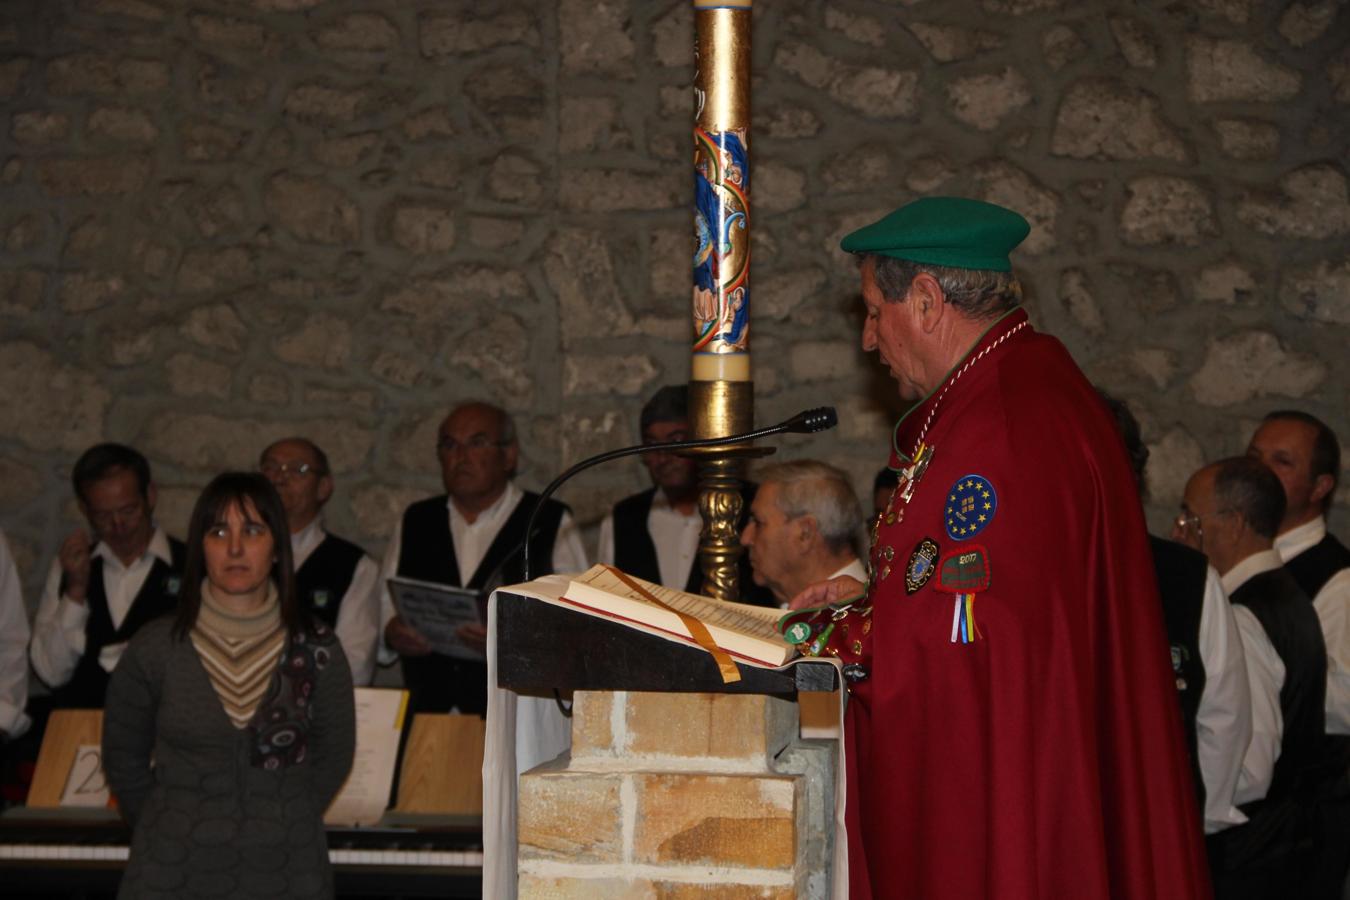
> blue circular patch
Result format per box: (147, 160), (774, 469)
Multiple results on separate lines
(944, 474), (997, 541)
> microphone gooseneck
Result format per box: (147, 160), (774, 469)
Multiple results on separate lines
(520, 406), (838, 582)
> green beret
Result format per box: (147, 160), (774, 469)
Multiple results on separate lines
(840, 196), (1031, 273)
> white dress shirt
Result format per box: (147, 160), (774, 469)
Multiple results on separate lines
(378, 482), (589, 661)
(1193, 566), (1252, 833)
(1221, 549), (1288, 806)
(595, 489), (702, 589)
(0, 530), (30, 738)
(291, 519), (381, 687)
(30, 527), (175, 688)
(831, 558), (868, 583)
(1275, 516), (1350, 734)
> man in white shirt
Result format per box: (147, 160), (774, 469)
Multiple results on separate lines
(380, 402), (587, 715)
(1176, 457), (1327, 899)
(259, 437), (380, 686)
(1247, 410), (1350, 898)
(745, 460), (866, 608)
(30, 444), (185, 708)
(0, 530), (30, 741)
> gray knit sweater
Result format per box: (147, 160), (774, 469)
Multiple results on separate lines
(103, 616), (355, 899)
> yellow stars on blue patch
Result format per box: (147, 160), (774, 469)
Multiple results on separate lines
(943, 473), (998, 541)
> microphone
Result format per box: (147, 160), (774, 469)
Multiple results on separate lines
(521, 406), (838, 581)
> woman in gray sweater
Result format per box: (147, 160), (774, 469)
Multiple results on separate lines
(103, 473), (355, 899)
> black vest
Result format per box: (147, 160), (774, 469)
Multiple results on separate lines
(1149, 535), (1209, 812)
(395, 491), (568, 716)
(54, 537), (186, 708)
(1283, 531), (1350, 602)
(294, 532), (366, 629)
(611, 485), (775, 605)
(1230, 566), (1327, 809)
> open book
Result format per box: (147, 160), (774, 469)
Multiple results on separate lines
(558, 565), (797, 668)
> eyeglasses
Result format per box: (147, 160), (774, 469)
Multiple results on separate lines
(1172, 508), (1233, 542)
(260, 461), (316, 480)
(437, 436), (507, 454)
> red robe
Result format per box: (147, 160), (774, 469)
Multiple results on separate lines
(846, 309), (1211, 899)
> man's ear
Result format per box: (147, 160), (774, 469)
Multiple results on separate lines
(909, 272), (947, 334)
(316, 474), (335, 506)
(503, 442), (520, 476)
(1310, 473), (1335, 508)
(796, 515), (819, 549)
(145, 482), (158, 513)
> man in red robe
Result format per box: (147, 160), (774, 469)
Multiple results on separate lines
(789, 197), (1212, 899)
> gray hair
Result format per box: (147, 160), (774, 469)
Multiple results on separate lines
(452, 400), (517, 447)
(862, 255), (1022, 321)
(759, 459), (862, 555)
(1212, 456), (1286, 540)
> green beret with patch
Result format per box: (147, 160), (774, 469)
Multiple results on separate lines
(839, 196), (1031, 272)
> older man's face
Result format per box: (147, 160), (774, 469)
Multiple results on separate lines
(260, 439), (331, 533)
(641, 418), (697, 496)
(740, 482), (798, 604)
(1246, 418), (1326, 529)
(437, 405), (518, 505)
(859, 261), (925, 401)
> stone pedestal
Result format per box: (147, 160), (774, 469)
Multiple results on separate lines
(517, 691), (836, 899)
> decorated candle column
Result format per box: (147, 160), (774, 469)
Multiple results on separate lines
(689, 0), (756, 601)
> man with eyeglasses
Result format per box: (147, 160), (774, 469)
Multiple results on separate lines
(1246, 411), (1350, 899)
(379, 401), (587, 716)
(1174, 457), (1327, 899)
(259, 437), (380, 686)
(30, 443), (185, 708)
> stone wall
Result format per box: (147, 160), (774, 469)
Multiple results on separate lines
(2, 0), (1347, 608)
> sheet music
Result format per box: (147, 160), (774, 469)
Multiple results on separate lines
(574, 565), (784, 643)
(324, 688), (408, 827)
(388, 576), (484, 660)
(59, 744), (110, 808)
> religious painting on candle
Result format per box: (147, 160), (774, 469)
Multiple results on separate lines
(692, 126), (750, 356)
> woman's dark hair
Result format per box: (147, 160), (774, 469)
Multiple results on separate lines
(174, 472), (304, 640)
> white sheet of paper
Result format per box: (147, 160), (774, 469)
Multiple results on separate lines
(60, 743), (111, 808)
(324, 687), (409, 827)
(389, 576), (484, 660)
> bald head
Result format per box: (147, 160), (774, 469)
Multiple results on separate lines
(436, 402), (520, 517)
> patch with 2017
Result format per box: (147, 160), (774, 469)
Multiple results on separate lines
(937, 545), (990, 593)
(944, 474), (997, 541)
(905, 538), (940, 594)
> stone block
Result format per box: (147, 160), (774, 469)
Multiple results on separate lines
(383, 201), (456, 255)
(973, 162), (1058, 254)
(5, 214), (45, 252)
(59, 272), (125, 314)
(907, 23), (1003, 63)
(625, 693), (798, 762)
(176, 246), (255, 293)
(1194, 260), (1258, 306)
(825, 5), (885, 46)
(446, 311), (534, 402)
(349, 483), (431, 541)
(247, 373), (289, 405)
(1109, 16), (1158, 68)
(46, 54), (169, 96)
(283, 81), (403, 124)
(559, 96), (632, 154)
(180, 120), (250, 162)
(1213, 118), (1278, 161)
(0, 457), (42, 510)
(1280, 259), (1350, 325)
(489, 153), (545, 205)
(651, 2), (691, 67)
(165, 352), (231, 399)
(1189, 331), (1325, 406)
(1058, 269), (1104, 336)
(632, 772), (798, 868)
(517, 875), (652, 900)
(757, 104), (821, 138)
(1051, 81), (1185, 160)
(563, 354), (656, 397)
(906, 156), (955, 192)
(273, 313), (352, 370)
(180, 303), (248, 351)
(1278, 2), (1337, 46)
(655, 884), (795, 900)
(559, 410), (625, 470)
(1128, 348), (1178, 390)
(982, 0), (1064, 12)
(12, 110), (70, 145)
(1195, 0), (1253, 24)
(560, 0), (634, 77)
(545, 230), (637, 348)
(140, 413), (374, 473)
(0, 342), (110, 451)
(1120, 177), (1216, 247)
(195, 58), (269, 109)
(1331, 46), (1350, 103)
(1145, 428), (1205, 506)
(559, 168), (683, 213)
(1041, 25), (1087, 71)
(518, 765), (624, 863)
(0, 59), (27, 99)
(948, 67), (1031, 131)
(370, 349), (429, 389)
(570, 691), (613, 757)
(1237, 165), (1350, 239)
(468, 216), (524, 250)
(35, 157), (150, 196)
(774, 41), (918, 119)
(790, 341), (858, 382)
(250, 0), (325, 10)
(419, 9), (538, 57)
(412, 155), (459, 189)
(79, 0), (167, 22)
(265, 173), (360, 245)
(314, 13), (400, 52)
(1187, 36), (1301, 102)
(758, 267), (827, 321)
(188, 12), (281, 56)
(755, 161), (807, 213)
(88, 106), (158, 143)
(381, 266), (530, 323)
